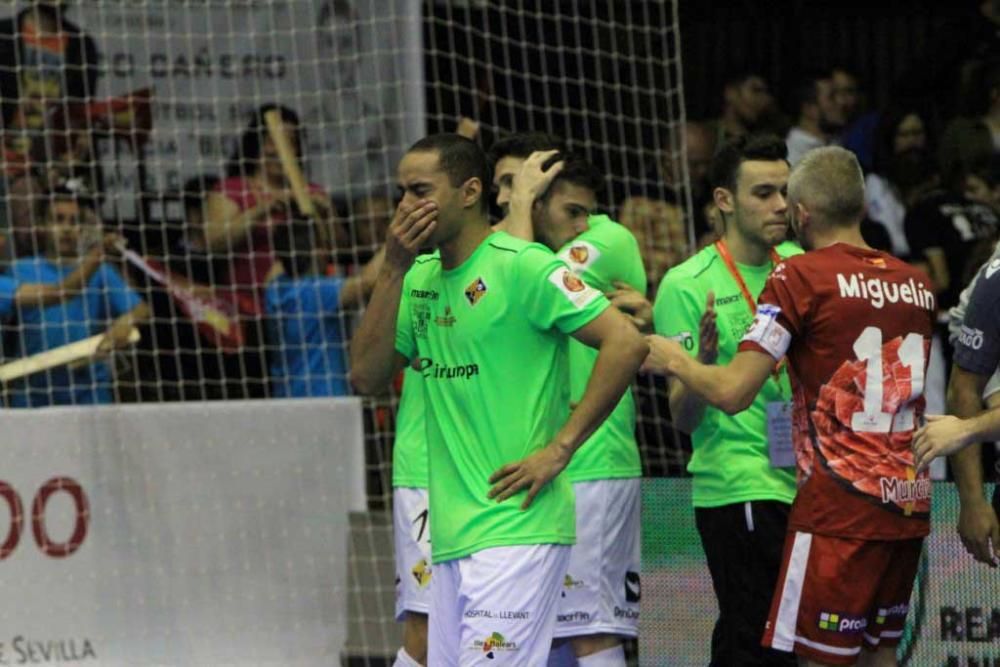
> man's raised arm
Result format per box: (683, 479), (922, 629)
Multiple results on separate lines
(349, 201), (437, 395)
(495, 150), (563, 240)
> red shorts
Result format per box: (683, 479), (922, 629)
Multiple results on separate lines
(761, 531), (923, 665)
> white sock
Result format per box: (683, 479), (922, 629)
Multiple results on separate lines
(393, 647), (423, 667)
(576, 644), (625, 667)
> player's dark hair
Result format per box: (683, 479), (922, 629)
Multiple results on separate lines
(721, 68), (765, 91)
(226, 104), (305, 179)
(407, 134), (491, 213)
(182, 174), (220, 216)
(544, 153), (605, 200)
(273, 219), (319, 279)
(40, 179), (96, 221)
(871, 106), (933, 176)
(486, 132), (567, 166)
(709, 133), (788, 193)
(791, 68), (831, 114)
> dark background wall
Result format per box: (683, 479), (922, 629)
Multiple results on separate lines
(422, 0), (992, 203)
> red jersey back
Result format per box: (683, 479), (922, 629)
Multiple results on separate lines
(739, 243), (935, 540)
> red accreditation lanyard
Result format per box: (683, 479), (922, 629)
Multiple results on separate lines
(714, 239), (786, 380)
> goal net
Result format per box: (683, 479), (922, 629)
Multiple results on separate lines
(0, 0), (693, 662)
(10, 2), (985, 667)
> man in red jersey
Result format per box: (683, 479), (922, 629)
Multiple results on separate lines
(642, 146), (935, 667)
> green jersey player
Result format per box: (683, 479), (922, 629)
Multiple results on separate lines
(490, 133), (645, 666)
(350, 134), (647, 666)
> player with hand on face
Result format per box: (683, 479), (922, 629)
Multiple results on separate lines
(489, 133), (646, 666)
(644, 147), (935, 667)
(350, 134), (647, 666)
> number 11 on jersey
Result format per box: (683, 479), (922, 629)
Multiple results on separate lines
(851, 326), (925, 434)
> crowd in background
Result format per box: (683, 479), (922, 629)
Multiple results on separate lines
(0, 2), (999, 483)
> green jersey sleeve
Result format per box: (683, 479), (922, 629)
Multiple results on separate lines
(512, 244), (611, 334)
(557, 214), (647, 294)
(653, 268), (703, 358)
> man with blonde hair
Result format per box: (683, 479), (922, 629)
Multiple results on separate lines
(643, 146), (935, 666)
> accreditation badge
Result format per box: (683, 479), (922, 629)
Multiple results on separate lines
(766, 400), (795, 468)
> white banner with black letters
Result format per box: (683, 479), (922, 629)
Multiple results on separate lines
(0, 399), (363, 666)
(0, 0), (423, 212)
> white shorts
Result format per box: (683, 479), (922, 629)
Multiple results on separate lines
(393, 487), (432, 621)
(554, 477), (641, 639)
(428, 544), (571, 666)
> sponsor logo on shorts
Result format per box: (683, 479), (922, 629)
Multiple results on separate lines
(614, 606), (639, 620)
(410, 559), (431, 588)
(818, 612), (867, 633)
(464, 609), (530, 620)
(557, 611), (592, 623)
(465, 277), (488, 306)
(875, 603), (909, 625)
(624, 571), (641, 603)
(959, 325), (985, 350)
(474, 632), (518, 659)
(561, 574), (585, 597)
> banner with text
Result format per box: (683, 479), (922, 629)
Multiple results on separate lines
(0, 0), (424, 217)
(641, 479), (1000, 666)
(0, 399), (363, 666)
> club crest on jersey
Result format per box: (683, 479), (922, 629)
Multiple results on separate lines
(569, 245), (589, 264)
(465, 277), (488, 306)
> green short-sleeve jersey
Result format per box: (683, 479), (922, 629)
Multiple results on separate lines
(395, 231), (610, 563)
(652, 240), (802, 508)
(556, 214), (645, 481)
(392, 366), (428, 488)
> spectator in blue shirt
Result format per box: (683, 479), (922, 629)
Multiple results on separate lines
(0, 230), (117, 322)
(7, 185), (149, 407)
(265, 217), (382, 397)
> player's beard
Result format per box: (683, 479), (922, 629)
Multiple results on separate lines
(735, 209), (785, 253)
